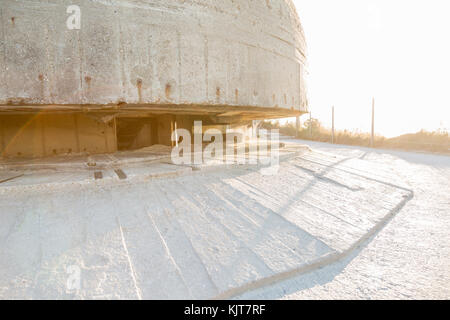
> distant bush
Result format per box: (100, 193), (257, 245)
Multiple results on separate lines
(383, 129), (449, 153)
(261, 120), (450, 154)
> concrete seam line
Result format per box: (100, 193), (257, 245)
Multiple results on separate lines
(213, 190), (414, 300)
(117, 217), (143, 300)
(0, 173), (23, 184)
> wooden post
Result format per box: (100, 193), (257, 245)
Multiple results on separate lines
(295, 116), (300, 138)
(371, 97), (375, 148)
(331, 106), (335, 144)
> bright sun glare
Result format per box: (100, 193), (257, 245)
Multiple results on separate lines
(292, 0), (450, 137)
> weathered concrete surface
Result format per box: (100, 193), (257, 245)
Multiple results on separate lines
(0, 0), (308, 117)
(0, 146), (411, 299)
(237, 140), (450, 300)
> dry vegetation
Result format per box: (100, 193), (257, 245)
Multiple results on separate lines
(262, 119), (450, 154)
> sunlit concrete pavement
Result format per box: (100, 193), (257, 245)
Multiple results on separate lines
(0, 142), (422, 299)
(236, 139), (450, 300)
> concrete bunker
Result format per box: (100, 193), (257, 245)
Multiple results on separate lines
(0, 0), (308, 160)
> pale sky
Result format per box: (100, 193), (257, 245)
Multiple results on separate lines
(292, 0), (450, 137)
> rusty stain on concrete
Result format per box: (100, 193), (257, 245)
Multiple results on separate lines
(216, 87), (220, 101)
(165, 83), (171, 100)
(137, 78), (143, 102)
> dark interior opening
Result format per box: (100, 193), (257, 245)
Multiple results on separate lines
(116, 117), (153, 151)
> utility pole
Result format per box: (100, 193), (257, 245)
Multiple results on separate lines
(309, 111), (312, 138)
(331, 106), (335, 144)
(370, 97), (375, 148)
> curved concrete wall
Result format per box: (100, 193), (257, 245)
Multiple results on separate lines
(0, 0), (308, 116)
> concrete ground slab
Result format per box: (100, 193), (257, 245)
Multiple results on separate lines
(0, 146), (412, 299)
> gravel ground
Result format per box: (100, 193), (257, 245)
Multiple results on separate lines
(236, 140), (450, 300)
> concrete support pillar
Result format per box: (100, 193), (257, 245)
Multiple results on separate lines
(155, 115), (176, 146)
(296, 116), (300, 138)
